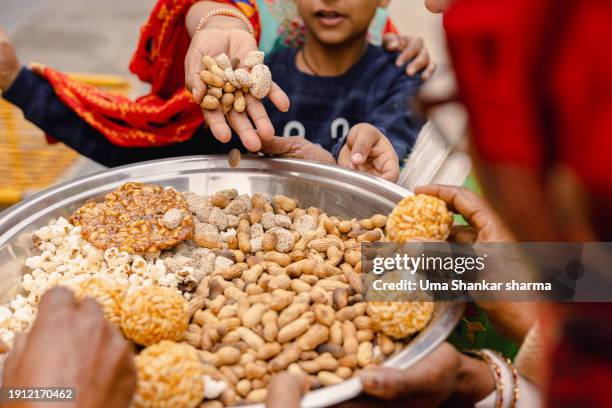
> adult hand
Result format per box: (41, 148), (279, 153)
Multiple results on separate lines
(185, 4), (290, 152)
(338, 123), (400, 182)
(415, 185), (536, 342)
(416, 184), (515, 243)
(261, 136), (336, 164)
(3, 287), (136, 408)
(358, 343), (493, 407)
(265, 343), (494, 408)
(266, 372), (308, 408)
(0, 28), (20, 91)
(382, 34), (436, 80)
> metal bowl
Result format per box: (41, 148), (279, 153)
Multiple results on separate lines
(0, 156), (463, 407)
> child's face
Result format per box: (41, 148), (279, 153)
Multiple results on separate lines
(296, 0), (382, 46)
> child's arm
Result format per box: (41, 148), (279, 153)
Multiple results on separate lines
(1, 30), (237, 167)
(337, 123), (400, 182)
(2, 67), (212, 167)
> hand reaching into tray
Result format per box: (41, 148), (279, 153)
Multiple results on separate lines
(265, 343), (495, 408)
(338, 124), (400, 182)
(261, 129), (400, 182)
(2, 287), (136, 408)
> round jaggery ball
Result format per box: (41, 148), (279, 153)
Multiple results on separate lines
(367, 301), (434, 339)
(134, 341), (206, 408)
(385, 194), (453, 242)
(120, 286), (189, 346)
(73, 277), (125, 325)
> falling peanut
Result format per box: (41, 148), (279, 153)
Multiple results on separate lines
(228, 148), (241, 168)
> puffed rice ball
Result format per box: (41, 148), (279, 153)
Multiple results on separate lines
(385, 194), (453, 242)
(121, 286), (189, 346)
(134, 341), (205, 408)
(74, 277), (126, 325)
(367, 301), (434, 339)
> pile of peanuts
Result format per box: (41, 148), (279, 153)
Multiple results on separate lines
(200, 51), (272, 114)
(176, 190), (433, 406)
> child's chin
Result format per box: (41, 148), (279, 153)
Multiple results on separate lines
(315, 32), (355, 47)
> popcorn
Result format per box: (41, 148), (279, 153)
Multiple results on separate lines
(203, 375), (227, 399)
(104, 248), (131, 267)
(0, 307), (12, 328)
(0, 215), (205, 354)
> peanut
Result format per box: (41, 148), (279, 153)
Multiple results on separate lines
(357, 341), (373, 367)
(335, 366), (353, 379)
(246, 388), (267, 403)
(236, 379), (252, 397)
(286, 258), (316, 278)
(201, 70), (225, 89)
(214, 346), (241, 366)
(278, 302), (309, 328)
(313, 304), (336, 326)
(256, 342), (282, 360)
(202, 55), (217, 70)
(357, 329), (374, 342)
(277, 312), (314, 343)
(297, 324), (329, 351)
(201, 95), (220, 110)
(342, 321), (359, 354)
(264, 251), (291, 267)
(234, 90), (246, 113)
(274, 195), (296, 212)
(262, 309), (279, 342)
(237, 327), (265, 349)
(269, 345), (301, 371)
(317, 371), (343, 386)
(241, 303), (267, 328)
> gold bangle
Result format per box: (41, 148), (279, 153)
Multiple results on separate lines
(195, 7), (255, 36)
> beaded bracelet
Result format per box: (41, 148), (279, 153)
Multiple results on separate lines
(467, 349), (521, 408)
(196, 7), (255, 36)
(494, 351), (520, 407)
(466, 349), (504, 408)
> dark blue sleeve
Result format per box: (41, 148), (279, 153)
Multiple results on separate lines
(368, 73), (423, 160)
(2, 67), (237, 167)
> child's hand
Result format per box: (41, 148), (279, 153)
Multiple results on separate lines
(0, 28), (20, 91)
(383, 34), (436, 80)
(338, 123), (400, 182)
(261, 136), (336, 165)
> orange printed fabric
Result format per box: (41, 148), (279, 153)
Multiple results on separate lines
(34, 0), (261, 147)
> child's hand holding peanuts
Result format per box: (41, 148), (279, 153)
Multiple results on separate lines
(338, 123), (400, 182)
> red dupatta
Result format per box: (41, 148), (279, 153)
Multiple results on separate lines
(33, 0), (260, 147)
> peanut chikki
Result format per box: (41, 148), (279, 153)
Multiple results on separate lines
(70, 182), (194, 253)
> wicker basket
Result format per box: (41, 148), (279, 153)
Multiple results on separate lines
(0, 73), (131, 206)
